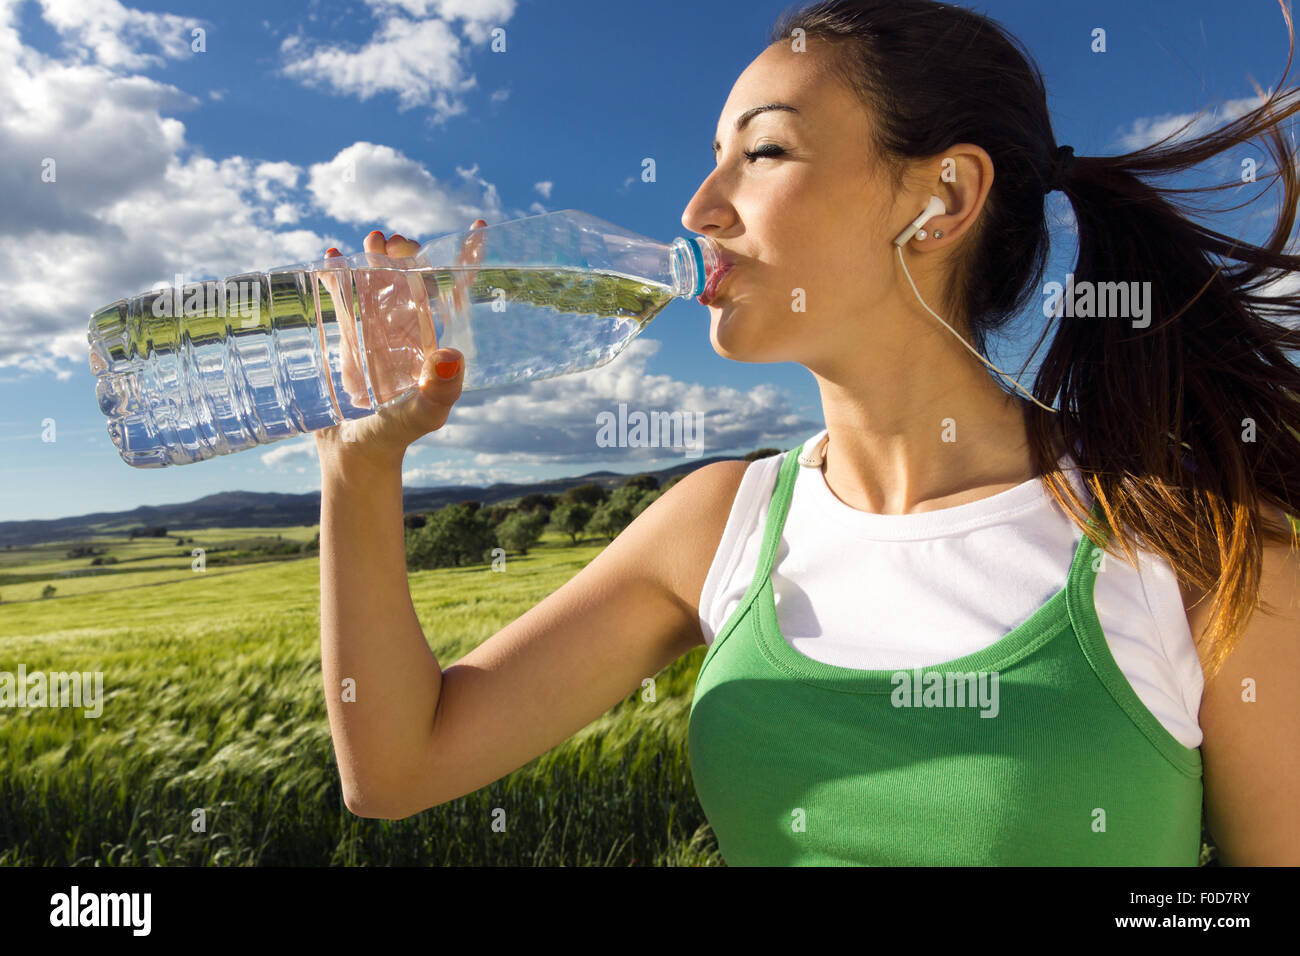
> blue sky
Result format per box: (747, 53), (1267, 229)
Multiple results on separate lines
(0, 0), (1294, 522)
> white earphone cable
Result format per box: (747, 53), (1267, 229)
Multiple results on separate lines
(894, 243), (1059, 415)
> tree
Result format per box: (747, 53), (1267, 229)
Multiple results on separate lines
(744, 448), (782, 461)
(496, 510), (545, 555)
(403, 513), (427, 530)
(517, 492), (558, 516)
(662, 474), (684, 492)
(548, 500), (593, 545)
(561, 483), (607, 508)
(586, 486), (642, 542)
(480, 504), (515, 527)
(405, 503), (498, 570)
(41, 584), (56, 599)
(622, 473), (659, 494)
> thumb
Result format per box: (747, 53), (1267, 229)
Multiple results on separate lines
(420, 348), (464, 395)
(393, 348), (463, 438)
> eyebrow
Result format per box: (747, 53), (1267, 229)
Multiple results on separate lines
(712, 103), (799, 154)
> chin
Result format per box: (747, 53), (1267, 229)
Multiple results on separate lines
(709, 303), (789, 362)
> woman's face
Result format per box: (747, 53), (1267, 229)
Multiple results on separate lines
(681, 41), (903, 366)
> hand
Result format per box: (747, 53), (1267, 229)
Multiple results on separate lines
(313, 220), (487, 469)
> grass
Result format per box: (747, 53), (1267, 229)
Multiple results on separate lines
(0, 528), (720, 866)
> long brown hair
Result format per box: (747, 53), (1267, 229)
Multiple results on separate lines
(771, 0), (1300, 680)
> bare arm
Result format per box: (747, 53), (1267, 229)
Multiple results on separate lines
(318, 448), (447, 816)
(1198, 510), (1300, 865)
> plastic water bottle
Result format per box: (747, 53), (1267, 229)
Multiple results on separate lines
(87, 209), (729, 468)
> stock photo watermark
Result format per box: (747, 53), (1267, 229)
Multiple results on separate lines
(890, 669), (1000, 718)
(595, 403), (705, 459)
(150, 273), (262, 326)
(49, 886), (150, 936)
(1042, 274), (1153, 328)
(0, 666), (104, 718)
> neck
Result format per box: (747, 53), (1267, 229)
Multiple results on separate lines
(812, 386), (1066, 516)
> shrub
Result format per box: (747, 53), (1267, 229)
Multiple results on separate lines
(548, 500), (593, 546)
(622, 474), (659, 494)
(496, 510), (546, 556)
(405, 503), (498, 570)
(561, 483), (607, 508)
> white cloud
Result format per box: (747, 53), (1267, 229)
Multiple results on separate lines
(367, 0), (517, 45)
(308, 143), (503, 237)
(280, 0), (517, 120)
(253, 161), (300, 201)
(34, 0), (203, 69)
(1113, 95), (1271, 153)
(1258, 269), (1300, 331)
(401, 461), (514, 486)
(533, 181), (553, 199)
(261, 435), (318, 470)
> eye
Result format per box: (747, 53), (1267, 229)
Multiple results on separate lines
(743, 144), (785, 162)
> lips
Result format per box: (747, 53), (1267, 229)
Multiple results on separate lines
(697, 260), (734, 306)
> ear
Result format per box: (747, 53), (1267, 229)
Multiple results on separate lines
(913, 143), (994, 250)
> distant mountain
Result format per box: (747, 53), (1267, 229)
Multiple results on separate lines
(0, 453), (758, 547)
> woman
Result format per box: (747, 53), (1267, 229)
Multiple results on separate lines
(316, 0), (1300, 865)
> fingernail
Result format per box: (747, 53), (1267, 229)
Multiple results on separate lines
(369, 230), (384, 237)
(435, 355), (460, 379)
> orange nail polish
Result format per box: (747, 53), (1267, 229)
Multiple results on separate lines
(435, 358), (460, 379)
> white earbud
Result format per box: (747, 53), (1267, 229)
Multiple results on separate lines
(892, 194), (948, 246)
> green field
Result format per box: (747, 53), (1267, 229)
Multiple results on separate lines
(0, 527), (719, 866)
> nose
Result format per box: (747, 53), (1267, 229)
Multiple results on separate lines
(681, 169), (733, 236)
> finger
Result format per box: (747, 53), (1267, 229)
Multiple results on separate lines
(318, 246), (366, 407)
(386, 233), (421, 258)
(399, 347), (465, 436)
(451, 219), (487, 315)
(363, 229), (387, 255)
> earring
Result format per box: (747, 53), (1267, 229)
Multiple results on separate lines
(933, 229), (944, 239)
(915, 229), (928, 240)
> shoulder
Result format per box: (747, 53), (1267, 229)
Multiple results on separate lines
(1177, 503), (1297, 677)
(644, 458), (757, 641)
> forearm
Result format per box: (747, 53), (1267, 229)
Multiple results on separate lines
(318, 448), (443, 813)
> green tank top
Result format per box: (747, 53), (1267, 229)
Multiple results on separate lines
(688, 443), (1205, 865)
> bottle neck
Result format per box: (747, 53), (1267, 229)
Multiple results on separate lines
(671, 235), (720, 298)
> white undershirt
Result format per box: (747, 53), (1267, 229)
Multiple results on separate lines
(697, 428), (1205, 749)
